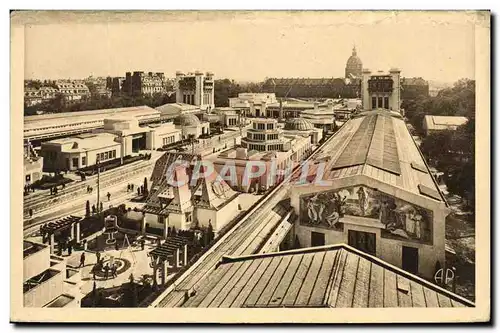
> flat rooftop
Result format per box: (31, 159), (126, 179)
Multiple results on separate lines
(181, 244), (474, 308)
(23, 241), (47, 258)
(24, 106), (160, 131)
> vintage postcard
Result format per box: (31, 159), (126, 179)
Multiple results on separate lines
(10, 10), (490, 323)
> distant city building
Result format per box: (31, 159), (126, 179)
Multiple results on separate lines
(361, 68), (401, 111)
(107, 77), (126, 96)
(84, 76), (111, 98)
(345, 45), (363, 79)
(401, 77), (430, 100)
(261, 77), (360, 99)
(422, 115), (468, 136)
(175, 70), (215, 111)
(122, 71), (170, 96)
(55, 81), (91, 102)
(24, 86), (59, 106)
(260, 47), (361, 98)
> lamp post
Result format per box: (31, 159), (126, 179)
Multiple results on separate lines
(96, 156), (100, 213)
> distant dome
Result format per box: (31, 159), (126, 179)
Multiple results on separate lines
(345, 46), (363, 79)
(174, 114), (201, 126)
(284, 118), (314, 131)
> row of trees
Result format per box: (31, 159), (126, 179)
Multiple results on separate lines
(214, 79), (263, 107)
(403, 79), (475, 136)
(25, 78), (263, 114)
(406, 79), (475, 209)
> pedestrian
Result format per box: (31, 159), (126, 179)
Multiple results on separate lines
(140, 239), (145, 251)
(92, 264), (97, 280)
(92, 204), (96, 214)
(50, 187), (53, 195)
(131, 184), (134, 191)
(87, 185), (90, 193)
(96, 251), (101, 263)
(111, 265), (117, 278)
(107, 192), (111, 201)
(62, 183), (66, 189)
(67, 242), (72, 256)
(137, 187), (140, 196)
(103, 264), (109, 280)
(115, 242), (119, 251)
(127, 184), (130, 192)
(100, 202), (103, 212)
(79, 252), (86, 268)
(29, 208), (33, 218)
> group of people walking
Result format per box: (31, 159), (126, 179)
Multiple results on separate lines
(90, 251), (118, 280)
(127, 183), (146, 197)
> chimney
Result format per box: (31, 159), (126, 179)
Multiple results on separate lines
(279, 99), (283, 121)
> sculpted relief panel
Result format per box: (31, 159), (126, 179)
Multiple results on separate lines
(299, 185), (433, 244)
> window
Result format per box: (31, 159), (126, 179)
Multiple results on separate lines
(348, 230), (376, 256)
(371, 97), (377, 109)
(378, 97), (383, 109)
(267, 123), (273, 130)
(311, 231), (325, 247)
(104, 152), (109, 160)
(384, 97), (389, 110)
(402, 246), (419, 274)
(72, 157), (79, 168)
(82, 157), (86, 166)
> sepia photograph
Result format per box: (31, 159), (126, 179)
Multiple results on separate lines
(10, 10), (490, 323)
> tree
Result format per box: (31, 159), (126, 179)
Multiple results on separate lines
(85, 200), (91, 218)
(143, 177), (149, 197)
(402, 78), (475, 134)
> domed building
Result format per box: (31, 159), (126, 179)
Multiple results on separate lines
(283, 118), (323, 144)
(174, 114), (201, 127)
(173, 113), (210, 139)
(345, 46), (363, 79)
(284, 118), (315, 131)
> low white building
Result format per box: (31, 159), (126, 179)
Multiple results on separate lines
(146, 123), (182, 149)
(23, 241), (79, 308)
(40, 118), (183, 171)
(173, 114), (210, 139)
(300, 101), (336, 132)
(41, 132), (122, 172)
(422, 115), (468, 136)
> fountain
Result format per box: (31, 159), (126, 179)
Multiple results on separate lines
(103, 215), (119, 245)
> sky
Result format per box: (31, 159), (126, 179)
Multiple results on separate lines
(21, 11), (480, 83)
